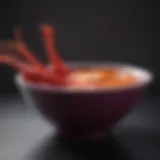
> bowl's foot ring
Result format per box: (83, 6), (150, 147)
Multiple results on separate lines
(58, 130), (110, 140)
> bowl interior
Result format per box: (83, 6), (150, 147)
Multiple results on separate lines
(15, 62), (153, 93)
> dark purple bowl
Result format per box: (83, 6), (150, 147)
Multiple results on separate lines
(15, 62), (153, 139)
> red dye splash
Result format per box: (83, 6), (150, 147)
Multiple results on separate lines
(0, 24), (69, 86)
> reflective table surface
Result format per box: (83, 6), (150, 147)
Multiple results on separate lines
(0, 95), (160, 160)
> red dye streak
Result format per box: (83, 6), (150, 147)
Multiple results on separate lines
(0, 24), (70, 86)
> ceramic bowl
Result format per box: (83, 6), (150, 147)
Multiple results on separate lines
(15, 62), (153, 139)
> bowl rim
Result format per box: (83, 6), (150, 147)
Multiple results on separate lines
(15, 61), (153, 93)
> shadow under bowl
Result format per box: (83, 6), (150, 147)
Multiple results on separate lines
(15, 62), (153, 140)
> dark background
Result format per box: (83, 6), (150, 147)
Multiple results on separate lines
(1, 2), (160, 159)
(0, 0), (158, 95)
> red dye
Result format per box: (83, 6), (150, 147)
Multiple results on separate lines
(0, 24), (69, 86)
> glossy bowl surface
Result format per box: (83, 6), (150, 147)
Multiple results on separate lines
(15, 62), (153, 139)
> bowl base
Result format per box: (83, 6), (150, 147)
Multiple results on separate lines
(59, 130), (110, 140)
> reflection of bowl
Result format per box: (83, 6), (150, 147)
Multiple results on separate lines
(15, 62), (153, 140)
